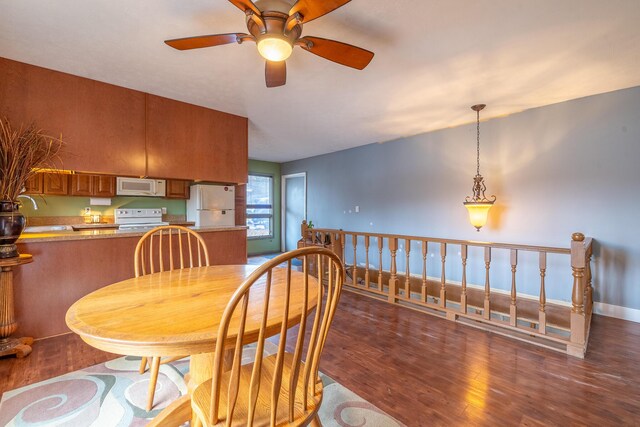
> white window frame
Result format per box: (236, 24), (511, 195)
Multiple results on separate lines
(246, 173), (274, 240)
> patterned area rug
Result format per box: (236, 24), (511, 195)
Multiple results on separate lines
(0, 343), (403, 426)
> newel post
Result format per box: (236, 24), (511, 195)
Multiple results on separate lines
(569, 232), (586, 358)
(300, 220), (309, 243)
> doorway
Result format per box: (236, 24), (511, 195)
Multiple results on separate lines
(281, 173), (306, 252)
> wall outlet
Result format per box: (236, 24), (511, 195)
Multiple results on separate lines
(84, 207), (91, 215)
(161, 207), (167, 214)
(355, 205), (360, 213)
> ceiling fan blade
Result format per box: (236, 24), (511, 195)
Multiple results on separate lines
(228, 0), (261, 16)
(164, 33), (247, 50)
(299, 36), (374, 70)
(265, 61), (286, 88)
(289, 0), (351, 23)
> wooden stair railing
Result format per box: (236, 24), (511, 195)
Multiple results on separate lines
(299, 221), (594, 358)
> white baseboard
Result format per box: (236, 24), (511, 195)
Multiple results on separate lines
(594, 302), (640, 323)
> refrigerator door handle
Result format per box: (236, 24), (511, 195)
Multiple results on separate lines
(197, 187), (203, 210)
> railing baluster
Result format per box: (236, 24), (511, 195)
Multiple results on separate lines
(389, 238), (398, 303)
(460, 244), (468, 314)
(440, 243), (447, 308)
(510, 249), (518, 327)
(421, 240), (428, 303)
(377, 237), (384, 292)
(364, 236), (370, 289)
(483, 247), (491, 320)
(405, 239), (411, 299)
(331, 232), (339, 257)
(585, 247), (593, 315)
(352, 234), (358, 286)
(539, 252), (547, 334)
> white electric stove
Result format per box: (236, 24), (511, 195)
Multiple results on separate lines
(114, 208), (169, 230)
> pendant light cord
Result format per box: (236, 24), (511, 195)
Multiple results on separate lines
(476, 109), (480, 176)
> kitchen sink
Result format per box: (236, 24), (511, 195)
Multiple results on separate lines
(23, 225), (74, 233)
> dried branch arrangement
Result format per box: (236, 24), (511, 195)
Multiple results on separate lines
(0, 116), (62, 201)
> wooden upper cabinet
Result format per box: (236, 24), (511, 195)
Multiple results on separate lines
(93, 176), (116, 197)
(23, 174), (44, 194)
(145, 94), (248, 183)
(43, 174), (69, 195)
(71, 175), (93, 196)
(24, 173), (69, 196)
(0, 58), (147, 176)
(165, 179), (190, 199)
(71, 175), (116, 197)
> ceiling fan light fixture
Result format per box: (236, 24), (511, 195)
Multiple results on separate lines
(257, 36), (293, 62)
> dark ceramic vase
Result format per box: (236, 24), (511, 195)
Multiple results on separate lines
(0, 201), (25, 259)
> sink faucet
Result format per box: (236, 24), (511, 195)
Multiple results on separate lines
(17, 194), (38, 210)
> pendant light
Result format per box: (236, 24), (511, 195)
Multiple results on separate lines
(463, 104), (496, 231)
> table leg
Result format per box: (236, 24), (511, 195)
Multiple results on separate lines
(0, 266), (32, 358)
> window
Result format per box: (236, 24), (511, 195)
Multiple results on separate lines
(246, 174), (273, 238)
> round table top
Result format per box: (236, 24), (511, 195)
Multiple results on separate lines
(65, 264), (316, 357)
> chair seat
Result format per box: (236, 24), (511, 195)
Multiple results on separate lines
(191, 353), (323, 427)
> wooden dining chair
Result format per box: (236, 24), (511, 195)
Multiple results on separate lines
(190, 246), (344, 427)
(134, 225), (210, 411)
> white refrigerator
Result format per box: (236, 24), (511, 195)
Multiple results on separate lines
(186, 184), (235, 227)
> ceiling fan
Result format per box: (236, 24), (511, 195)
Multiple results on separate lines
(164, 0), (374, 88)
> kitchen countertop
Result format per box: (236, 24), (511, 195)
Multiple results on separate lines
(71, 223), (120, 230)
(17, 225), (247, 243)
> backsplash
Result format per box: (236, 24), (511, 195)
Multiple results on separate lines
(18, 195), (186, 221)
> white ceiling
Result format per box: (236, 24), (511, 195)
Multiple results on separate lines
(1, 0), (639, 162)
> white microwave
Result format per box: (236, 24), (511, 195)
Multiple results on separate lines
(116, 177), (166, 197)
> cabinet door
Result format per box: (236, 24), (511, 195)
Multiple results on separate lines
(92, 176), (116, 197)
(165, 179), (190, 199)
(146, 94), (248, 182)
(43, 174), (69, 195)
(23, 174), (44, 194)
(70, 175), (93, 196)
(0, 58), (147, 176)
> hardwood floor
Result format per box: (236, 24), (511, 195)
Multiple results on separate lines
(1, 290), (639, 425)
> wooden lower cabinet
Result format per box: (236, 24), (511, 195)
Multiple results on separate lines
(15, 229), (247, 338)
(165, 179), (190, 199)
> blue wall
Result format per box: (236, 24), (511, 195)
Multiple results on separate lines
(282, 87), (640, 311)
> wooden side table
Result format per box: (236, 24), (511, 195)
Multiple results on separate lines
(0, 254), (33, 358)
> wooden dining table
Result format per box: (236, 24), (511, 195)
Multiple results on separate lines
(65, 264), (316, 425)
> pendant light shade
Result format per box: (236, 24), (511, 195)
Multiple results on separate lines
(463, 104), (496, 231)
